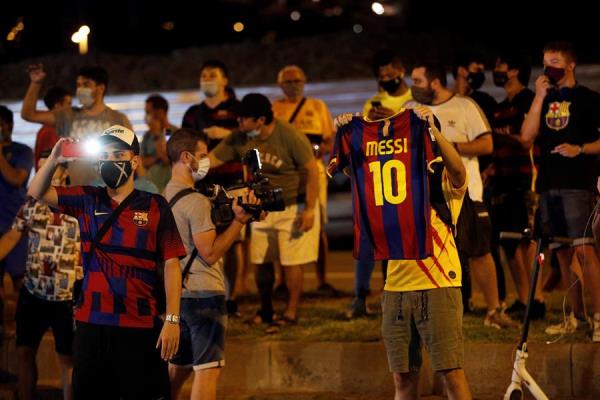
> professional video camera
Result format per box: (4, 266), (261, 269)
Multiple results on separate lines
(202, 149), (285, 227)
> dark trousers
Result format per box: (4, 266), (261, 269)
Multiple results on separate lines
(73, 321), (170, 400)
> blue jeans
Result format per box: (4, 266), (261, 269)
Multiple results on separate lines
(354, 259), (388, 298)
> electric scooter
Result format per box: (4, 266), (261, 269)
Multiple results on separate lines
(500, 229), (572, 400)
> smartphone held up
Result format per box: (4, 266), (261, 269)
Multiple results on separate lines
(60, 139), (101, 159)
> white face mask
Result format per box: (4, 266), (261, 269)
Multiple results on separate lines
(200, 81), (219, 98)
(188, 155), (210, 182)
(76, 87), (94, 107)
(246, 129), (260, 139)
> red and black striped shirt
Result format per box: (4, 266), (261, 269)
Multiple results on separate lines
(56, 186), (186, 328)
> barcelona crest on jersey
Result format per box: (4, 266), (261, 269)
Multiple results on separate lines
(545, 101), (571, 131)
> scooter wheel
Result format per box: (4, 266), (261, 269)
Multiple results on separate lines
(509, 389), (523, 400)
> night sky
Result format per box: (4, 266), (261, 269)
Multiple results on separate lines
(1, 0), (598, 64)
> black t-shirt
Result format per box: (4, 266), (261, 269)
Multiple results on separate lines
(469, 90), (497, 172)
(491, 88), (538, 192)
(537, 85), (600, 192)
(181, 97), (241, 150)
(182, 97), (244, 186)
(470, 90), (497, 125)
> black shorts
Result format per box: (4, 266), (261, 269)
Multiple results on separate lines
(456, 199), (492, 258)
(489, 191), (537, 257)
(73, 321), (170, 400)
(15, 287), (74, 356)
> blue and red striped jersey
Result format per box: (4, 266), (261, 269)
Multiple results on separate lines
(327, 110), (439, 260)
(56, 186), (186, 328)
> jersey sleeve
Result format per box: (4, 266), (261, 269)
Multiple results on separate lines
(412, 111), (442, 171)
(327, 122), (352, 177)
(441, 168), (468, 225)
(424, 117), (443, 170)
(156, 197), (187, 262)
(464, 98), (492, 141)
(55, 186), (91, 218)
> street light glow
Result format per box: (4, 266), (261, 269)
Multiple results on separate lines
(71, 25), (90, 54)
(233, 22), (245, 32)
(290, 11), (301, 21)
(6, 18), (24, 42)
(371, 2), (385, 15)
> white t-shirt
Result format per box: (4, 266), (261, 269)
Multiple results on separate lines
(428, 95), (491, 201)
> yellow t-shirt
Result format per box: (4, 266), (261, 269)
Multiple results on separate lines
(272, 97), (335, 140)
(362, 88), (413, 116)
(384, 168), (467, 292)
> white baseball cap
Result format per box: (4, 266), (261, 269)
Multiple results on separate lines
(98, 125), (140, 155)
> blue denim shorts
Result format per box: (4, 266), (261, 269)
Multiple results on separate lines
(169, 295), (227, 370)
(539, 189), (596, 240)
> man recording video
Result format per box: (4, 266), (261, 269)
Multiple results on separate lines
(164, 128), (258, 400)
(209, 93), (319, 332)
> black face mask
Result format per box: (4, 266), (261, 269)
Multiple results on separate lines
(379, 77), (402, 95)
(544, 66), (566, 86)
(99, 160), (132, 189)
(493, 71), (509, 87)
(467, 72), (485, 90)
(411, 85), (435, 105)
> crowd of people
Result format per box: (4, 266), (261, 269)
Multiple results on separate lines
(0, 39), (598, 399)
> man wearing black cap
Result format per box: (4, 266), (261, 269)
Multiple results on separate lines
(27, 125), (186, 398)
(210, 93), (319, 331)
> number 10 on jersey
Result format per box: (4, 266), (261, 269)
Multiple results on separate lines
(368, 160), (407, 206)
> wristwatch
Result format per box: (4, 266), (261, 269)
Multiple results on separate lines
(165, 314), (180, 324)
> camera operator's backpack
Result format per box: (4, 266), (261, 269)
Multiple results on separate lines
(168, 188), (200, 288)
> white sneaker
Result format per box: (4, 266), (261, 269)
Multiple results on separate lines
(545, 312), (588, 335)
(593, 313), (600, 343)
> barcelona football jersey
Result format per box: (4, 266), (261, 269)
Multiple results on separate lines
(327, 110), (439, 260)
(56, 186), (186, 328)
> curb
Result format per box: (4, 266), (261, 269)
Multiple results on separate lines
(1, 336), (598, 397)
